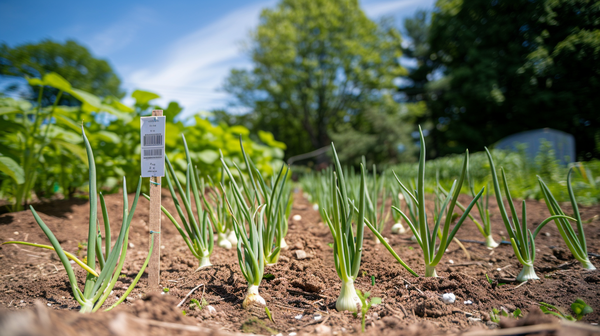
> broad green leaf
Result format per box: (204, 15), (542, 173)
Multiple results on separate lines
(52, 140), (88, 166)
(43, 73), (72, 92)
(94, 131), (120, 144)
(370, 297), (382, 305)
(196, 150), (219, 164)
(258, 130), (286, 149)
(26, 77), (44, 86)
(0, 156), (24, 184)
(0, 107), (20, 115)
(70, 89), (102, 110)
(131, 90), (160, 105)
(104, 96), (134, 113)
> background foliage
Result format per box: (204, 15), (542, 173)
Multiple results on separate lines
(0, 72), (285, 212)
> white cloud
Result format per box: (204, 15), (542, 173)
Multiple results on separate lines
(126, 1), (275, 118)
(362, 0), (424, 17)
(90, 6), (156, 56)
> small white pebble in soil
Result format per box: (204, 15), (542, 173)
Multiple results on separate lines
(129, 243), (134, 248)
(295, 250), (308, 260)
(292, 215), (302, 221)
(69, 260), (75, 264)
(290, 333), (297, 336)
(543, 232), (550, 237)
(464, 300), (473, 305)
(442, 293), (456, 304)
(20, 300), (24, 303)
(448, 260), (454, 264)
(294, 314), (303, 320)
(14, 232), (18, 235)
(314, 314), (322, 321)
(536, 249), (541, 252)
(207, 305), (216, 315)
(312, 204), (319, 211)
(161, 246), (165, 249)
(47, 303), (51, 307)
(496, 268), (502, 271)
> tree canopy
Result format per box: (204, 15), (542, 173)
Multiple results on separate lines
(224, 0), (412, 163)
(427, 0), (600, 159)
(1, 39), (124, 105)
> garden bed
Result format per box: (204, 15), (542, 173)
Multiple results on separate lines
(1, 190), (599, 335)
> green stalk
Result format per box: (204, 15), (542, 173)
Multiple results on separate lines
(321, 143), (366, 312)
(104, 232), (156, 311)
(537, 169), (595, 270)
(394, 127), (483, 277)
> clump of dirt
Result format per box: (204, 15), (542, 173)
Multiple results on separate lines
(119, 292), (195, 325)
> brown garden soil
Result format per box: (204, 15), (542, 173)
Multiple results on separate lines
(1, 189), (600, 335)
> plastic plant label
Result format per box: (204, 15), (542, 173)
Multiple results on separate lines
(140, 116), (166, 177)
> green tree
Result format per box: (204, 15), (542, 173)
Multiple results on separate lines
(427, 0), (600, 159)
(0, 39), (124, 106)
(224, 0), (408, 160)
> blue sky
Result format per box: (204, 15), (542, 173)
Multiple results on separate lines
(1, 0), (435, 118)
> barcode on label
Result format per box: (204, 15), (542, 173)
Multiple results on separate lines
(143, 134), (163, 146)
(143, 149), (163, 158)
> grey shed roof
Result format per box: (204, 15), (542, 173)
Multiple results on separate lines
(494, 128), (575, 165)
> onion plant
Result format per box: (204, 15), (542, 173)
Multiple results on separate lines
(469, 180), (499, 248)
(390, 185), (407, 234)
(156, 135), (214, 270)
(220, 158), (266, 308)
(219, 138), (290, 307)
(365, 164), (389, 243)
(485, 148), (574, 281)
(202, 168), (232, 249)
(536, 169), (595, 270)
(3, 126), (152, 313)
(393, 128), (484, 277)
(322, 143), (367, 312)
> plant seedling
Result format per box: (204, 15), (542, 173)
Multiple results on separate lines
(539, 299), (592, 321)
(536, 170), (596, 270)
(485, 148), (574, 282)
(355, 290), (382, 332)
(321, 144), (367, 312)
(393, 127), (484, 277)
(190, 298), (209, 310)
(163, 287), (170, 293)
(147, 134), (214, 271)
(265, 306), (274, 323)
(3, 126), (154, 313)
(539, 302), (575, 321)
(571, 298), (593, 320)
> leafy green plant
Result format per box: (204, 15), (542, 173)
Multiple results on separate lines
(364, 163), (389, 243)
(321, 143), (367, 312)
(147, 135), (214, 270)
(221, 137), (290, 267)
(536, 169), (596, 270)
(163, 287), (170, 293)
(469, 178), (499, 248)
(190, 298), (209, 310)
(355, 290), (382, 332)
(390, 185), (407, 234)
(201, 168), (232, 249)
(538, 300), (593, 321)
(220, 147), (267, 308)
(485, 148), (574, 281)
(490, 307), (521, 323)
(393, 128), (484, 277)
(2, 126), (153, 312)
(571, 298), (593, 320)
